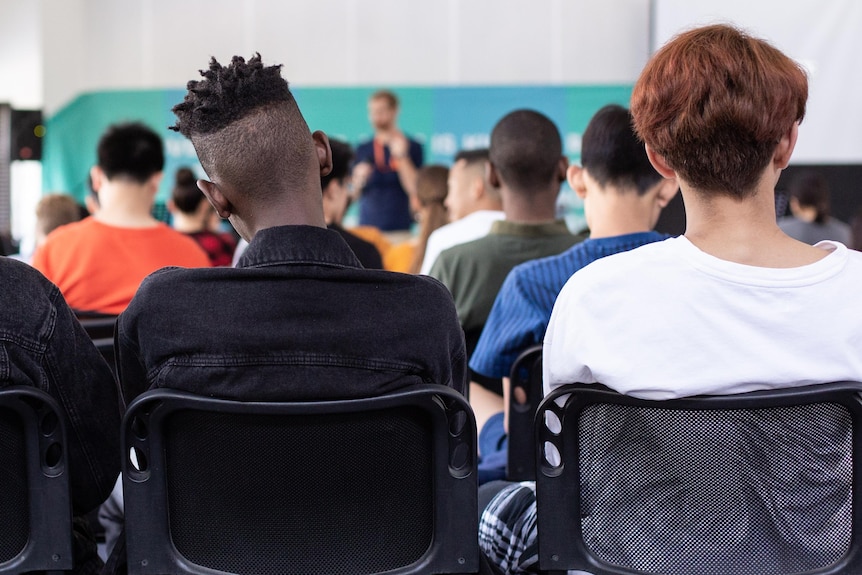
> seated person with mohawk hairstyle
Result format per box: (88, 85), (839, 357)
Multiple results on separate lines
(108, 54), (467, 568)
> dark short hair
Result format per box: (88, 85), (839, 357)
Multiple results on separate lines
(170, 167), (205, 214)
(631, 24), (807, 198)
(97, 122), (164, 184)
(489, 110), (562, 193)
(454, 148), (489, 166)
(321, 139), (354, 190)
(581, 105), (661, 195)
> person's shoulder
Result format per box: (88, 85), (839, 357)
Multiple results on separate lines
(564, 237), (678, 288)
(0, 257), (56, 294)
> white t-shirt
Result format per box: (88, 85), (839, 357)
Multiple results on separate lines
(544, 236), (862, 399)
(419, 210), (504, 275)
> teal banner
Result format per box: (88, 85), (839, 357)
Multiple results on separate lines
(43, 85), (632, 228)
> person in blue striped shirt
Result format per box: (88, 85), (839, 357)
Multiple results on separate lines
(470, 104), (678, 482)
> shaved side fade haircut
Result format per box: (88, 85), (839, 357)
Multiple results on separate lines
(171, 53), (316, 198)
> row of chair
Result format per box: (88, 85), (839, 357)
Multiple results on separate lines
(9, 316), (860, 575)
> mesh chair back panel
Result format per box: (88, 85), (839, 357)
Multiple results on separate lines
(578, 402), (852, 575)
(164, 406), (434, 575)
(0, 407), (29, 562)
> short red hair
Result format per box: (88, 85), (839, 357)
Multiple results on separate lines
(631, 24), (807, 198)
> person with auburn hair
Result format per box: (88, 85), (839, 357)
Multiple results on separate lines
(478, 24), (862, 575)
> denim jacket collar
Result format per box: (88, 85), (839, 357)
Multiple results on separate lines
(237, 225), (362, 269)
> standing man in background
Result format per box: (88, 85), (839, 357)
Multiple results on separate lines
(353, 90), (423, 238)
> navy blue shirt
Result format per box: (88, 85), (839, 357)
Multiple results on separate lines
(354, 137), (423, 231)
(470, 232), (669, 378)
(117, 225), (466, 404)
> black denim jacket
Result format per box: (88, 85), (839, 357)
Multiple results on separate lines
(116, 225), (467, 405)
(0, 258), (121, 574)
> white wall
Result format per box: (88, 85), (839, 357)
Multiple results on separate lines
(38, 0), (651, 113)
(0, 0), (42, 108)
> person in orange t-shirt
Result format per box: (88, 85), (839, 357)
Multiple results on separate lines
(33, 123), (210, 315)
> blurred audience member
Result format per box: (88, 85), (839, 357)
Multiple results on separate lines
(420, 149), (504, 274)
(8, 193), (82, 262)
(33, 123), (211, 315)
(778, 171), (852, 245)
(470, 104), (677, 482)
(429, 109), (580, 408)
(168, 166), (237, 266)
(36, 194), (83, 247)
(385, 165), (449, 273)
(322, 140), (383, 269)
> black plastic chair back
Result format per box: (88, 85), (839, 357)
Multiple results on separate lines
(123, 385), (478, 575)
(0, 386), (73, 575)
(506, 345), (543, 481)
(76, 315), (118, 375)
(536, 382), (862, 575)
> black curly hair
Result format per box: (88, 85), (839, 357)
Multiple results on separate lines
(171, 53), (316, 198)
(171, 53), (291, 136)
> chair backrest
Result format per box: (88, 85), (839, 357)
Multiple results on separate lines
(535, 382), (862, 575)
(76, 316), (118, 374)
(123, 385), (479, 575)
(0, 386), (73, 575)
(506, 345), (543, 481)
(76, 315), (118, 340)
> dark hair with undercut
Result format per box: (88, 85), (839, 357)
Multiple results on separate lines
(489, 110), (562, 193)
(171, 167), (205, 214)
(321, 139), (354, 191)
(97, 122), (164, 184)
(581, 105), (661, 195)
(453, 148), (499, 202)
(631, 24), (807, 198)
(369, 90), (398, 110)
(454, 148), (489, 165)
(170, 54), (315, 197)
(789, 171), (831, 224)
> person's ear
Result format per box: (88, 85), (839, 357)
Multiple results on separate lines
(166, 199), (177, 214)
(470, 176), (485, 201)
(147, 171), (163, 193)
(567, 165), (587, 199)
(645, 145), (677, 179)
(557, 156), (569, 183)
(773, 122), (799, 170)
(89, 166), (104, 192)
(197, 179), (233, 219)
(312, 130), (333, 177)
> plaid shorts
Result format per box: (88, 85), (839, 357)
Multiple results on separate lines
(478, 482), (539, 575)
